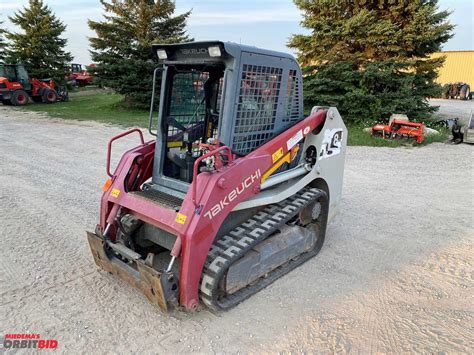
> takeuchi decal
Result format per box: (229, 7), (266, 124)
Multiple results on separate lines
(204, 169), (261, 220)
(1, 334), (58, 350)
(181, 48), (208, 55)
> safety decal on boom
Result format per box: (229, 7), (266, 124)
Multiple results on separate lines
(286, 130), (303, 150)
(319, 128), (343, 159)
(272, 148), (284, 163)
(175, 213), (187, 225)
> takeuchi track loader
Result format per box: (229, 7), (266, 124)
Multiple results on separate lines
(87, 41), (347, 311)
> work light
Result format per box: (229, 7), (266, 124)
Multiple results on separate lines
(157, 49), (168, 60)
(208, 46), (221, 57)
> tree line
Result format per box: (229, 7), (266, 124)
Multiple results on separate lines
(0, 0), (454, 120)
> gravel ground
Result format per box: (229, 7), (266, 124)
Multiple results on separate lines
(430, 98), (474, 125)
(0, 105), (473, 353)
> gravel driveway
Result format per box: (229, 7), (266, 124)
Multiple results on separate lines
(0, 106), (472, 353)
(430, 98), (474, 125)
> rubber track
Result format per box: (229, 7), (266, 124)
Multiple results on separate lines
(199, 187), (327, 310)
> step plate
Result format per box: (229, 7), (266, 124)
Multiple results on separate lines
(130, 189), (183, 211)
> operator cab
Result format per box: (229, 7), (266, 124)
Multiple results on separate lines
(0, 64), (31, 91)
(147, 41), (303, 199)
(71, 64), (83, 73)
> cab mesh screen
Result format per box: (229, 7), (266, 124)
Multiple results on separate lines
(283, 69), (302, 124)
(232, 64), (282, 154)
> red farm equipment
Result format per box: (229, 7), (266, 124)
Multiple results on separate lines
(86, 41), (347, 312)
(66, 63), (94, 87)
(0, 64), (68, 106)
(372, 119), (425, 144)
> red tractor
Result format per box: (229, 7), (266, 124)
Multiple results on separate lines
(0, 64), (68, 106)
(66, 63), (94, 87)
(372, 119), (425, 143)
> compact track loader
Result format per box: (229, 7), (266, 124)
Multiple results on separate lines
(87, 41), (347, 311)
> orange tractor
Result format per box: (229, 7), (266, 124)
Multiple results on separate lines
(0, 64), (68, 106)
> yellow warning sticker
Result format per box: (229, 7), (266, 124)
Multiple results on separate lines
(175, 213), (187, 225)
(167, 141), (184, 148)
(272, 148), (284, 163)
(111, 188), (121, 198)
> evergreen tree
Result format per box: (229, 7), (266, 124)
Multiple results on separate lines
(6, 0), (72, 80)
(89, 0), (191, 108)
(0, 20), (6, 62)
(289, 0), (454, 122)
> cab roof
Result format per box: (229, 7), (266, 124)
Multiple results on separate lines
(152, 41), (296, 63)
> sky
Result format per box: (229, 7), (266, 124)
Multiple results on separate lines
(1, 0), (473, 64)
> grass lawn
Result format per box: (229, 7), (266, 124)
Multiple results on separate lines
(20, 91), (149, 128)
(19, 90), (449, 147)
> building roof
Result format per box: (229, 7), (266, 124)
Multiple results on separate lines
(434, 50), (474, 54)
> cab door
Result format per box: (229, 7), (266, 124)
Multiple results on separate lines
(15, 65), (31, 91)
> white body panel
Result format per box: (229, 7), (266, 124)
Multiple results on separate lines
(234, 107), (347, 222)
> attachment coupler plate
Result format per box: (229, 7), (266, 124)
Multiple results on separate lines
(86, 231), (179, 311)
